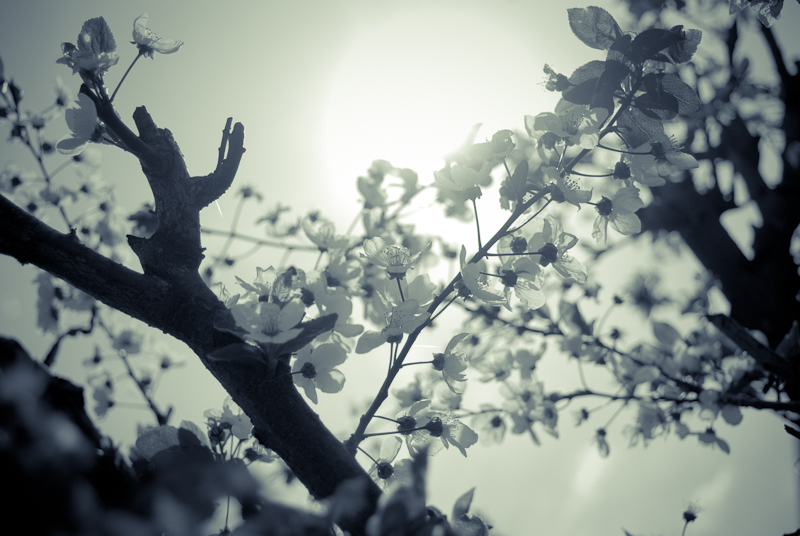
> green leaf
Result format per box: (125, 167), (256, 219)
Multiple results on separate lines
(667, 26), (702, 63)
(567, 6), (623, 50)
(630, 28), (684, 64)
(562, 61), (605, 105)
(510, 159), (528, 202)
(661, 73), (702, 116)
(593, 58), (632, 115)
(277, 313), (338, 355)
(559, 300), (592, 336)
(135, 425), (181, 461)
(635, 89), (679, 120)
(77, 17), (117, 55)
(616, 107), (665, 148)
(653, 321), (682, 348)
(452, 487), (475, 520)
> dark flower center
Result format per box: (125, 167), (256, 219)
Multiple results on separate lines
(595, 196), (613, 216)
(539, 243), (558, 266)
(510, 236), (528, 255)
(539, 131), (560, 150)
(613, 162), (631, 180)
(425, 417), (444, 437)
(397, 416), (416, 434)
(300, 362), (316, 379)
(376, 462), (394, 479)
(500, 270), (518, 287)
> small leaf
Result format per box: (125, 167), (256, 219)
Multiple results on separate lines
(661, 73), (702, 116)
(567, 7), (623, 50)
(667, 26), (702, 63)
(635, 88), (679, 120)
(568, 61), (606, 85)
(562, 61), (604, 105)
(452, 487), (475, 520)
(616, 107), (665, 148)
(559, 300), (592, 336)
(77, 17), (117, 55)
(593, 59), (632, 115)
(721, 405), (743, 426)
(653, 321), (682, 348)
(135, 425), (180, 461)
(510, 159), (528, 201)
(631, 365), (660, 385)
(276, 313), (338, 355)
(179, 420), (211, 448)
(631, 28), (684, 64)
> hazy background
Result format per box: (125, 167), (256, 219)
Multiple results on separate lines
(1, 1), (798, 534)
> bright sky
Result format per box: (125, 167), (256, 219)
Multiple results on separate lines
(1, 1), (798, 534)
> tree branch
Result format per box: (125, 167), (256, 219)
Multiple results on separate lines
(0, 105), (379, 533)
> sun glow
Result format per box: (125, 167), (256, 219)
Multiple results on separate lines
(321, 7), (546, 192)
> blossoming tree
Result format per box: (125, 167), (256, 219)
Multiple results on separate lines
(1, 2), (798, 535)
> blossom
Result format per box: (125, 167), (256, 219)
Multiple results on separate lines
(0, 164), (29, 194)
(361, 237), (430, 280)
(542, 166), (592, 210)
(292, 343), (346, 404)
(396, 400), (478, 457)
(502, 380), (558, 438)
(513, 345), (546, 380)
(236, 266), (304, 305)
(619, 146), (666, 187)
(56, 17), (120, 78)
(649, 133), (699, 170)
(396, 400), (443, 455)
(593, 428), (610, 458)
(471, 408), (506, 445)
(367, 436), (410, 490)
(627, 403), (667, 446)
(132, 14), (184, 58)
(315, 294), (363, 339)
(592, 187), (644, 246)
(229, 299), (305, 345)
(432, 333), (470, 393)
(697, 427), (730, 453)
(112, 329), (143, 355)
(425, 413), (478, 457)
(473, 351), (515, 382)
(204, 397), (252, 443)
(459, 247), (505, 305)
(433, 162), (492, 200)
(221, 398), (253, 440)
(532, 107), (609, 149)
(355, 299), (428, 354)
(56, 93), (104, 155)
(92, 385), (114, 417)
(383, 274), (436, 309)
(54, 76), (73, 108)
(498, 258), (546, 311)
(302, 214), (350, 252)
(526, 214), (588, 283)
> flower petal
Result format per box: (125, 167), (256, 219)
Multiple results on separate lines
(315, 369), (345, 394)
(355, 331), (387, 354)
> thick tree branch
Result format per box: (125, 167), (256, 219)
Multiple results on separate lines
(0, 105), (379, 533)
(639, 176), (800, 348)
